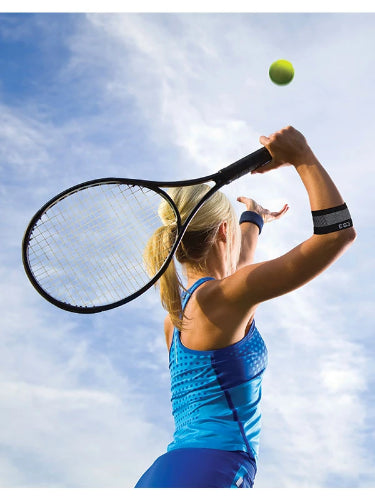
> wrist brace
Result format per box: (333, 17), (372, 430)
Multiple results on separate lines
(239, 211), (264, 234)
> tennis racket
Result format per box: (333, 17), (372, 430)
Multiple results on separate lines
(22, 147), (271, 313)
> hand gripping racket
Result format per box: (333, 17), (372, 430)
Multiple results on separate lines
(22, 147), (271, 313)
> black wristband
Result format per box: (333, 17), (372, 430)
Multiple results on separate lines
(312, 203), (353, 234)
(239, 211), (264, 234)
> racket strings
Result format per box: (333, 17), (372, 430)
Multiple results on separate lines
(26, 183), (177, 309)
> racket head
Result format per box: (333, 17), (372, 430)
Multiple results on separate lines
(22, 178), (181, 313)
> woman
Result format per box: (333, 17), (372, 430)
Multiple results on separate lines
(135, 126), (356, 488)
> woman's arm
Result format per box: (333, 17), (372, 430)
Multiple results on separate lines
(236, 198), (289, 269)
(236, 221), (260, 269)
(205, 126), (356, 330)
(255, 126), (347, 210)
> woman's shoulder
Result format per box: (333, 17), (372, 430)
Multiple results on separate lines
(181, 280), (256, 351)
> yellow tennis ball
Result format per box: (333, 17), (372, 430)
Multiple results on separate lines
(269, 59), (294, 85)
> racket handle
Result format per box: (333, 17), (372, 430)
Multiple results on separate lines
(218, 147), (272, 184)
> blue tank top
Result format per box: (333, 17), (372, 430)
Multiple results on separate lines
(167, 277), (268, 460)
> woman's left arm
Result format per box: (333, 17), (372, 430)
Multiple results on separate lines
(236, 197), (289, 269)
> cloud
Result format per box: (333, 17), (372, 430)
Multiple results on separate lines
(0, 266), (170, 487)
(0, 379), (169, 487)
(65, 14), (265, 172)
(0, 104), (52, 179)
(254, 279), (373, 487)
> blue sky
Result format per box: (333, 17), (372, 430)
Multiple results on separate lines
(0, 11), (374, 489)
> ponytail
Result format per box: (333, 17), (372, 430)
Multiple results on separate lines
(143, 225), (184, 330)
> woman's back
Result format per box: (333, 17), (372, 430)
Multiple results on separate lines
(167, 277), (268, 460)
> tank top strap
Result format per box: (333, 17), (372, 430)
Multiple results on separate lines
(170, 277), (215, 362)
(172, 277), (215, 342)
(181, 277), (215, 312)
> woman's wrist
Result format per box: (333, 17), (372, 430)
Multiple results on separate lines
(239, 211), (264, 234)
(293, 150), (318, 169)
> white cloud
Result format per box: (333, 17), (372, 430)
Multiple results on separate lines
(0, 104), (51, 179)
(254, 280), (372, 487)
(65, 14), (265, 172)
(321, 367), (363, 393)
(0, 379), (169, 487)
(0, 267), (170, 487)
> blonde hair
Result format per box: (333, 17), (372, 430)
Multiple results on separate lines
(143, 184), (240, 329)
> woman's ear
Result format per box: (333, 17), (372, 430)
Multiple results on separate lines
(217, 221), (227, 242)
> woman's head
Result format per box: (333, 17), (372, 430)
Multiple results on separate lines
(143, 184), (240, 328)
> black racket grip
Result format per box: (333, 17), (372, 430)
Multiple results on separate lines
(218, 147), (272, 184)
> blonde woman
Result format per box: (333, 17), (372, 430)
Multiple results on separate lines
(135, 126), (356, 488)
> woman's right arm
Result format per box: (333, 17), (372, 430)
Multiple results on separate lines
(218, 126), (357, 312)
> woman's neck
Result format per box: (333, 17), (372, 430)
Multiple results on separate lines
(183, 235), (229, 287)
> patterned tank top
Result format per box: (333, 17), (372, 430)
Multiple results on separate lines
(168, 277), (268, 459)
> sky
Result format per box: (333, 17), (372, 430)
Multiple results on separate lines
(0, 9), (374, 490)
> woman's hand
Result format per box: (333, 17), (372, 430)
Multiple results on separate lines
(237, 196), (289, 223)
(253, 125), (315, 175)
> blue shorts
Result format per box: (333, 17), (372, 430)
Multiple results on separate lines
(134, 447), (257, 488)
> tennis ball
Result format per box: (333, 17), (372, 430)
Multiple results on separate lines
(269, 59), (294, 85)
